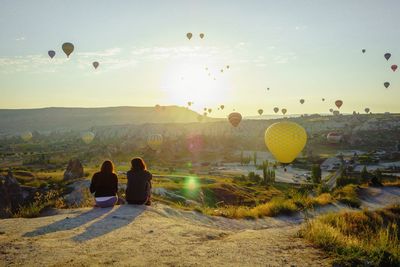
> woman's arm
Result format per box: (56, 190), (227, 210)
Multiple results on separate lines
(89, 173), (97, 194)
(113, 174), (118, 195)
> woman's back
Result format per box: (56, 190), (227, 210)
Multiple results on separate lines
(90, 171), (118, 197)
(125, 170), (152, 202)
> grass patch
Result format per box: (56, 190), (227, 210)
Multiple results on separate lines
(13, 190), (63, 218)
(299, 205), (400, 266)
(334, 185), (361, 208)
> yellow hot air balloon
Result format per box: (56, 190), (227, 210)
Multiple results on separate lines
(62, 42), (74, 57)
(81, 131), (95, 144)
(20, 131), (33, 142)
(147, 134), (163, 150)
(264, 122), (307, 163)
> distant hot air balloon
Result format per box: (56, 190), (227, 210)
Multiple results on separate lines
(187, 101), (192, 106)
(220, 69), (224, 73)
(228, 112), (242, 127)
(186, 33), (193, 40)
(264, 121), (307, 163)
(329, 108), (334, 113)
(199, 33), (205, 39)
(322, 98), (325, 102)
(48, 50), (56, 59)
(92, 61), (99, 69)
(300, 99), (305, 104)
(327, 132), (342, 144)
(155, 104), (161, 111)
(273, 107), (279, 113)
(62, 42), (74, 57)
(365, 108), (370, 114)
(333, 110), (340, 116)
(81, 131), (95, 144)
(208, 108), (212, 113)
(20, 131), (33, 142)
(335, 100), (343, 109)
(205, 67), (208, 71)
(384, 53), (391, 61)
(281, 108), (287, 115)
(226, 65), (230, 69)
(267, 88), (270, 91)
(220, 105), (225, 110)
(203, 112), (207, 116)
(258, 109), (263, 115)
(391, 65), (398, 72)
(197, 115), (203, 122)
(147, 134), (163, 150)
(362, 49), (366, 53)
(204, 108), (207, 111)
(384, 82), (390, 88)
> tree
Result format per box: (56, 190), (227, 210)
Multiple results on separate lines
(311, 164), (322, 184)
(253, 151), (257, 166)
(360, 166), (369, 181)
(261, 160), (275, 186)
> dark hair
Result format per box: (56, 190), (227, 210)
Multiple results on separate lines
(100, 160), (114, 174)
(131, 157), (146, 172)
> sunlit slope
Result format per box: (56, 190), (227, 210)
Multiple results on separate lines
(0, 106), (210, 133)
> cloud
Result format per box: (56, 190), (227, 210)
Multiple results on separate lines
(15, 37), (26, 41)
(77, 47), (122, 58)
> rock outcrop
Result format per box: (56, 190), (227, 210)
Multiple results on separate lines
(0, 171), (23, 218)
(63, 159), (84, 181)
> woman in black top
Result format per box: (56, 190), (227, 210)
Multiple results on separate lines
(90, 160), (118, 201)
(125, 157), (152, 205)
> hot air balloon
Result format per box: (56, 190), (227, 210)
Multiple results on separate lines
(48, 50), (56, 59)
(208, 108), (212, 113)
(391, 65), (398, 72)
(197, 115), (203, 122)
(204, 108), (207, 111)
(20, 131), (33, 142)
(205, 67), (208, 71)
(258, 109), (263, 115)
(264, 121), (307, 163)
(62, 42), (74, 57)
(327, 132), (342, 144)
(322, 98), (325, 101)
(228, 112), (242, 127)
(384, 53), (391, 61)
(300, 99), (305, 104)
(267, 88), (270, 91)
(273, 107), (279, 113)
(220, 105), (225, 110)
(384, 82), (390, 88)
(147, 134), (163, 150)
(186, 33), (193, 40)
(365, 108), (370, 114)
(187, 101), (192, 106)
(220, 69), (224, 73)
(92, 61), (99, 69)
(226, 65), (230, 69)
(81, 131), (95, 144)
(329, 108), (334, 113)
(199, 33), (205, 39)
(333, 110), (340, 116)
(335, 100), (343, 109)
(281, 108), (287, 115)
(155, 104), (161, 111)
(362, 49), (366, 53)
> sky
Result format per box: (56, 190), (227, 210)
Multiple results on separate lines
(0, 0), (400, 116)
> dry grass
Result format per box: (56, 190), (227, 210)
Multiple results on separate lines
(300, 205), (400, 266)
(333, 184), (361, 208)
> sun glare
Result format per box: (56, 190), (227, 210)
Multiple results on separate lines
(161, 53), (232, 112)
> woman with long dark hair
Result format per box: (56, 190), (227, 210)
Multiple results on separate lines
(125, 157), (152, 205)
(90, 160), (119, 207)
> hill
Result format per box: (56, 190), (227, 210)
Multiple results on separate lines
(0, 106), (212, 134)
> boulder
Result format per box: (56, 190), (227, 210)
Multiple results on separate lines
(0, 171), (23, 218)
(63, 159), (84, 181)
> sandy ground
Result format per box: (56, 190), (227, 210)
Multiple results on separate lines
(0, 186), (399, 267)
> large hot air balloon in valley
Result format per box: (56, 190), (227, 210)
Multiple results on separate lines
(281, 108), (287, 115)
(62, 42), (74, 57)
(264, 122), (307, 163)
(92, 61), (99, 69)
(186, 33), (193, 40)
(147, 134), (163, 150)
(335, 100), (343, 109)
(21, 131), (33, 142)
(258, 109), (263, 115)
(199, 33), (205, 39)
(365, 108), (370, 114)
(273, 107), (279, 113)
(228, 112), (242, 127)
(391, 65), (397, 72)
(81, 131), (95, 144)
(384, 82), (390, 88)
(48, 50), (56, 59)
(384, 53), (391, 61)
(327, 132), (342, 144)
(300, 99), (305, 104)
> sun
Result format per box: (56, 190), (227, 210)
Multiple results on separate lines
(161, 56), (232, 112)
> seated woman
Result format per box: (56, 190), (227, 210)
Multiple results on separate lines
(125, 157), (152, 205)
(90, 160), (119, 208)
